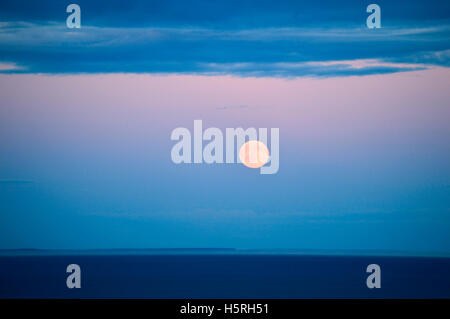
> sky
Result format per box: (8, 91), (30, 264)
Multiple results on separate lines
(0, 0), (449, 254)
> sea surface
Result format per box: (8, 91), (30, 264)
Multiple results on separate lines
(1, 251), (449, 298)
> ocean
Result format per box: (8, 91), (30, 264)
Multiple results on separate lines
(1, 253), (449, 298)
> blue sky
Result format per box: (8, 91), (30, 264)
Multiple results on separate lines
(0, 1), (449, 254)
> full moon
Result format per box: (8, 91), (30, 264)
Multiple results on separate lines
(239, 140), (270, 169)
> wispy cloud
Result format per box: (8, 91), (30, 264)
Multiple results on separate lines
(0, 0), (449, 77)
(0, 62), (23, 71)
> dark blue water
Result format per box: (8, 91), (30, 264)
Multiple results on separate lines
(1, 255), (449, 298)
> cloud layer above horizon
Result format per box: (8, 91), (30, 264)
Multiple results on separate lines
(0, 0), (449, 77)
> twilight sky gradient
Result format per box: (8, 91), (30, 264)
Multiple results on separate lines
(0, 0), (449, 254)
